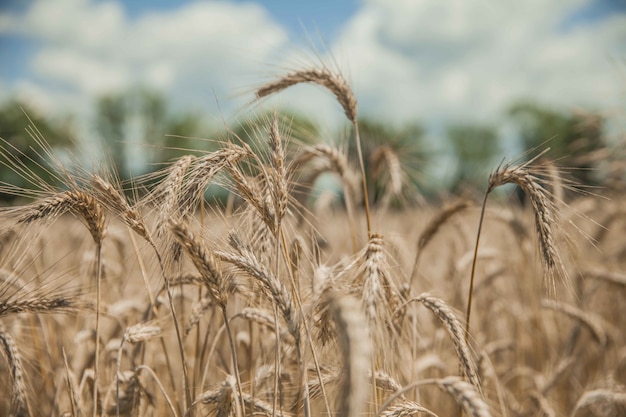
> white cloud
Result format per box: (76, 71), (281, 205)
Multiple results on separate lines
(1, 0), (625, 132)
(2, 0), (292, 119)
(335, 0), (626, 123)
(33, 48), (132, 94)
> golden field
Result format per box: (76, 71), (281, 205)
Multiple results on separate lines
(0, 68), (625, 417)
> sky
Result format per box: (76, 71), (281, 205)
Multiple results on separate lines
(0, 0), (625, 139)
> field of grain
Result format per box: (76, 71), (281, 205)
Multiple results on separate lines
(0, 68), (625, 417)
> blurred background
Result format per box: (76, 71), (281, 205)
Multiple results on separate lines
(0, 0), (625, 202)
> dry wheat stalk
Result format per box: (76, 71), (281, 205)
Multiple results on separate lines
(199, 375), (292, 417)
(225, 162), (277, 235)
(358, 234), (400, 333)
(150, 155), (195, 265)
(62, 348), (82, 417)
(123, 323), (162, 345)
(584, 267), (626, 287)
(235, 307), (278, 332)
(156, 155), (195, 223)
(466, 154), (567, 351)
(529, 390), (556, 417)
(293, 144), (360, 250)
(372, 371), (404, 395)
(169, 219), (245, 413)
(185, 296), (214, 335)
(198, 375), (237, 417)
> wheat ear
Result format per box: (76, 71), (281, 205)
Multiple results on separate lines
(326, 292), (371, 417)
(436, 377), (491, 417)
(169, 219), (245, 415)
(256, 67), (371, 236)
(414, 294), (480, 389)
(466, 153), (565, 347)
(0, 323), (31, 417)
(571, 389), (626, 417)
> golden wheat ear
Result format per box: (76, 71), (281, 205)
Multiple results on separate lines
(466, 152), (571, 349)
(0, 323), (30, 417)
(325, 291), (371, 417)
(256, 66), (372, 236)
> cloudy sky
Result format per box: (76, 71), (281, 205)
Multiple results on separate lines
(1, 0), (625, 132)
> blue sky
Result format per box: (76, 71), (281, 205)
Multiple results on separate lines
(0, 0), (625, 134)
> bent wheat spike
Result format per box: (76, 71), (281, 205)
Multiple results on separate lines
(256, 66), (372, 236)
(256, 68), (356, 122)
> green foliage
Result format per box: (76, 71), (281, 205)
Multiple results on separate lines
(446, 123), (500, 192)
(95, 88), (166, 178)
(159, 112), (217, 161)
(95, 88), (216, 179)
(508, 101), (605, 185)
(0, 100), (76, 200)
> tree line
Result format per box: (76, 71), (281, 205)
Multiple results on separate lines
(0, 87), (613, 204)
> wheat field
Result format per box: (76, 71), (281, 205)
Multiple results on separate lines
(0, 67), (625, 417)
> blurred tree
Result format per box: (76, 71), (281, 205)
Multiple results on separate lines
(160, 112), (216, 162)
(95, 88), (167, 179)
(508, 101), (605, 185)
(95, 87), (214, 179)
(0, 100), (76, 201)
(349, 118), (428, 207)
(446, 123), (500, 193)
